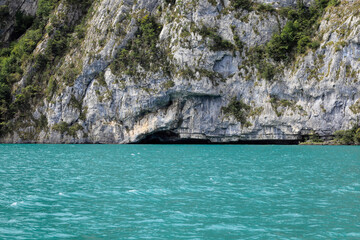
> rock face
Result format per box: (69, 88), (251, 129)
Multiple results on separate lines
(1, 0), (360, 144)
(0, 0), (38, 42)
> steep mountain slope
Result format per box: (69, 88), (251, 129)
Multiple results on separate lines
(0, 0), (359, 143)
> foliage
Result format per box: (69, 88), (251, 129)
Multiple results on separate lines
(0, 29), (43, 130)
(231, 0), (253, 11)
(162, 80), (175, 89)
(46, 30), (69, 60)
(52, 121), (69, 134)
(222, 97), (251, 125)
(198, 25), (235, 52)
(46, 77), (57, 101)
(350, 100), (360, 114)
(0, 0), (92, 136)
(307, 131), (324, 143)
(65, 0), (90, 4)
(260, 62), (277, 81)
(68, 123), (83, 137)
(269, 96), (296, 117)
(11, 85), (41, 113)
(266, 0), (339, 61)
(63, 64), (81, 86)
(234, 35), (245, 52)
(52, 121), (83, 137)
(255, 3), (275, 13)
(0, 0), (58, 135)
(110, 15), (167, 76)
(96, 71), (107, 87)
(334, 125), (360, 145)
(35, 0), (59, 27)
(239, 0), (339, 81)
(65, 0), (92, 13)
(244, 45), (280, 81)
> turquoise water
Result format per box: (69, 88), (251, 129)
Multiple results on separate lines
(0, 145), (360, 239)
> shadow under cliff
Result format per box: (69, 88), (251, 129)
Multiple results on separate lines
(133, 130), (301, 145)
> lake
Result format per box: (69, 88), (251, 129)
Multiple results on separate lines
(0, 145), (360, 239)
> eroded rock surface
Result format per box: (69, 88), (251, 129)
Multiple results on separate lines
(1, 0), (359, 144)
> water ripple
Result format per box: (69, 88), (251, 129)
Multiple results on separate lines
(0, 144), (359, 239)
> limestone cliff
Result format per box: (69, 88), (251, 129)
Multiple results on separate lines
(0, 0), (359, 143)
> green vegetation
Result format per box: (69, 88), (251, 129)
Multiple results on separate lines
(255, 3), (276, 13)
(198, 25), (235, 52)
(234, 35), (245, 52)
(302, 131), (324, 144)
(350, 100), (360, 114)
(177, 67), (195, 80)
(110, 15), (169, 76)
(231, 0), (277, 13)
(237, 0), (340, 81)
(162, 80), (175, 90)
(52, 121), (83, 137)
(96, 71), (107, 87)
(242, 46), (281, 81)
(0, 0), (92, 136)
(0, 0), (57, 135)
(237, 0), (340, 82)
(231, 0), (253, 11)
(52, 121), (69, 134)
(65, 0), (91, 4)
(303, 124), (360, 145)
(222, 97), (252, 126)
(334, 125), (360, 145)
(270, 96), (300, 117)
(266, 0), (340, 61)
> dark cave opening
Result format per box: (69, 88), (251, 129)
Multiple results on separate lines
(134, 130), (301, 145)
(135, 131), (212, 144)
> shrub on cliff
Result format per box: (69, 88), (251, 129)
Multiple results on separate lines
(231, 0), (253, 11)
(334, 125), (360, 145)
(266, 0), (340, 62)
(222, 97), (251, 126)
(110, 15), (164, 76)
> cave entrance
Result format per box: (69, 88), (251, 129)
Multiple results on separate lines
(134, 131), (301, 144)
(135, 130), (211, 144)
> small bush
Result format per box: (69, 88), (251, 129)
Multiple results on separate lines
(308, 131), (324, 143)
(334, 125), (360, 145)
(231, 0), (253, 11)
(222, 97), (251, 125)
(261, 62), (276, 81)
(46, 77), (57, 101)
(68, 123), (83, 137)
(110, 15), (165, 76)
(162, 80), (175, 89)
(309, 40), (321, 50)
(255, 3), (275, 13)
(45, 30), (68, 60)
(96, 71), (107, 87)
(244, 45), (279, 81)
(198, 25), (235, 51)
(52, 121), (69, 134)
(266, 0), (339, 61)
(234, 35), (245, 52)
